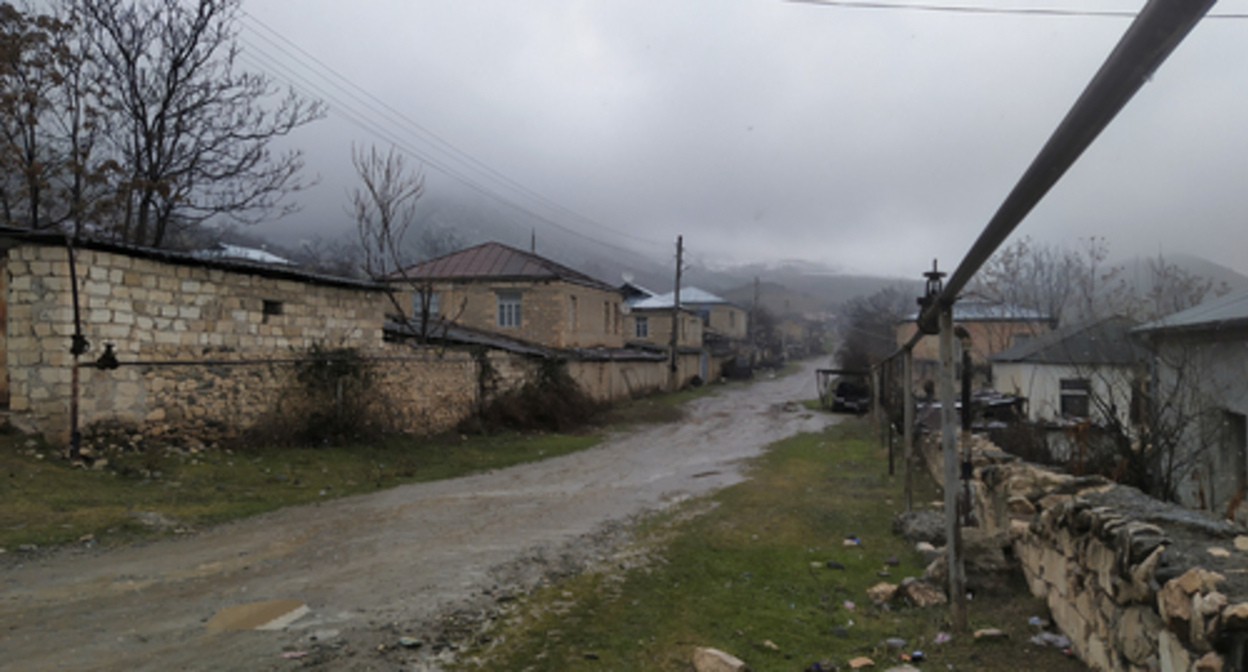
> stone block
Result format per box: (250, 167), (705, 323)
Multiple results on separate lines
(1193, 652), (1224, 672)
(1118, 606), (1163, 665)
(1158, 629), (1190, 672)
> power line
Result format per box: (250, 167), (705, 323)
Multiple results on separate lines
(236, 12), (668, 253)
(236, 42), (660, 262)
(787, 0), (1248, 19)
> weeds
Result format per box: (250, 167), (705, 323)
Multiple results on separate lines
(457, 421), (1087, 672)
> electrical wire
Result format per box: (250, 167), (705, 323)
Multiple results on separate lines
(786, 0), (1248, 19)
(236, 12), (669, 256)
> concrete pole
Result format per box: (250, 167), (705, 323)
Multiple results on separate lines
(903, 347), (914, 513)
(940, 304), (967, 632)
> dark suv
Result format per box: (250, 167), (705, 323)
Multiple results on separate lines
(831, 379), (871, 414)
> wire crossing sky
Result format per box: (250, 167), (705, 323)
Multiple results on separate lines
(243, 0), (1248, 278)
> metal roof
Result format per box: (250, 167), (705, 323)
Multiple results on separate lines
(989, 316), (1144, 366)
(904, 301), (1051, 323)
(388, 242), (619, 293)
(1134, 286), (1248, 335)
(386, 317), (667, 361)
(0, 226), (381, 291)
(191, 243), (294, 266)
(632, 287), (737, 310)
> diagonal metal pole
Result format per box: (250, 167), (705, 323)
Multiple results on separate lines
(916, 0), (1215, 336)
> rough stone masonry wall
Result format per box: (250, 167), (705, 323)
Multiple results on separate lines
(921, 433), (1248, 672)
(102, 348), (536, 445)
(6, 242), (538, 443)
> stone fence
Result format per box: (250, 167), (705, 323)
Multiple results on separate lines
(920, 433), (1248, 672)
(74, 346), (536, 447)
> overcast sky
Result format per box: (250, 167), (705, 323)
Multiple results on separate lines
(241, 0), (1248, 279)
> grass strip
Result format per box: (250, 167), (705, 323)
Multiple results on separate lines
(458, 420), (1088, 672)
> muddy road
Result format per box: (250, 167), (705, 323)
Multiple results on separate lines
(1, 358), (839, 671)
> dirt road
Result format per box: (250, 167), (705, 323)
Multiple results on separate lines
(1, 358), (838, 671)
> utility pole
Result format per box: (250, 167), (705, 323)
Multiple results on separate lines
(669, 235), (683, 391)
(750, 276), (760, 368)
(940, 303), (967, 632)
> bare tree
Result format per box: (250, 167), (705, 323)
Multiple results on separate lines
(350, 144), (463, 343)
(78, 0), (323, 247)
(0, 2), (76, 229)
(977, 237), (1236, 505)
(835, 286), (912, 371)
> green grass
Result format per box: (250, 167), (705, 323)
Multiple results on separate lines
(457, 420), (1087, 672)
(0, 431), (598, 549)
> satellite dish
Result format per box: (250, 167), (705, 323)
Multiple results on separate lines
(622, 271), (635, 284)
(620, 303), (632, 315)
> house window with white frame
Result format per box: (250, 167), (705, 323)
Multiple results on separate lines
(1060, 378), (1091, 418)
(497, 291), (522, 328)
(635, 316), (649, 338)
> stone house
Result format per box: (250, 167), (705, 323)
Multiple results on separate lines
(388, 242), (627, 349)
(388, 242), (707, 394)
(896, 301), (1054, 389)
(1134, 287), (1248, 517)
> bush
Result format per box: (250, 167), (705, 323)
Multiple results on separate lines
(464, 359), (603, 434)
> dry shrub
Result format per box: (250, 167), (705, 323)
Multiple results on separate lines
(463, 358), (603, 434)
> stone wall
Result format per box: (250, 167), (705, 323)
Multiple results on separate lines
(88, 347), (536, 445)
(5, 240), (704, 445)
(568, 352), (703, 401)
(920, 433), (1248, 672)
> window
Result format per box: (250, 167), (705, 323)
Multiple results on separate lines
(698, 307), (711, 326)
(635, 316), (649, 338)
(1224, 410), (1247, 489)
(1012, 333), (1031, 347)
(729, 311), (736, 329)
(412, 292), (439, 317)
(1060, 378), (1091, 418)
(497, 292), (522, 328)
(263, 300), (283, 316)
(603, 301), (610, 333)
(569, 295), (578, 331)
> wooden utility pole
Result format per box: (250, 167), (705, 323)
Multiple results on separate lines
(750, 276), (760, 367)
(669, 235), (683, 391)
(940, 303), (967, 632)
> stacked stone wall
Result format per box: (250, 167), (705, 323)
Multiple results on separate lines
(79, 347), (536, 446)
(920, 434), (1248, 671)
(568, 352), (701, 401)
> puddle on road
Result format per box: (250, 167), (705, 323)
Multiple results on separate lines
(206, 599), (309, 631)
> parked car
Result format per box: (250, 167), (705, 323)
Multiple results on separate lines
(831, 379), (871, 414)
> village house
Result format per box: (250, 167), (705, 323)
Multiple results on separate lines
(622, 284), (747, 381)
(387, 242), (706, 397)
(896, 301), (1055, 389)
(989, 316), (1145, 426)
(387, 242), (627, 349)
(1134, 287), (1248, 518)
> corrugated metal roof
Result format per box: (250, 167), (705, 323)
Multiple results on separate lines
(1134, 286), (1248, 335)
(389, 242), (619, 292)
(903, 301), (1051, 323)
(385, 317), (667, 361)
(0, 225), (381, 291)
(989, 316), (1144, 366)
(632, 287), (735, 310)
